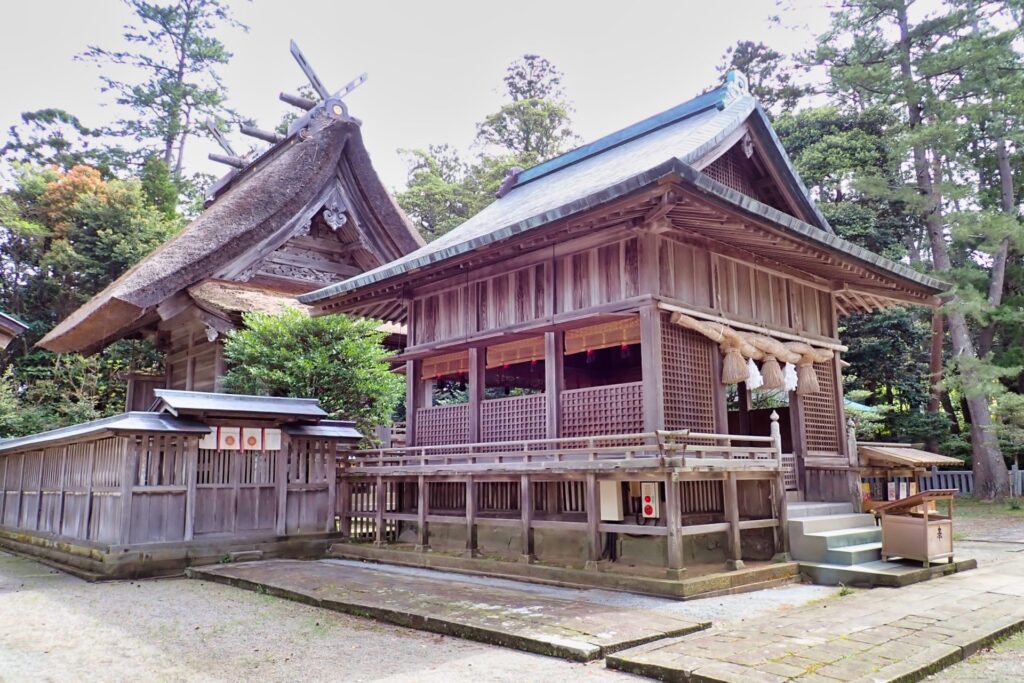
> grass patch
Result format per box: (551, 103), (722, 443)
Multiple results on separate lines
(940, 497), (1024, 519)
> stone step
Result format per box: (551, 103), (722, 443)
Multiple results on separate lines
(787, 501), (855, 519)
(789, 512), (876, 534)
(799, 558), (977, 587)
(824, 542), (882, 566)
(790, 526), (882, 564)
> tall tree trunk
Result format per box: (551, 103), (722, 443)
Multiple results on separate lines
(978, 138), (1014, 357)
(925, 311), (944, 452)
(896, 2), (1008, 498)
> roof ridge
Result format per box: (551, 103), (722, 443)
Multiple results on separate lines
(513, 82), (735, 189)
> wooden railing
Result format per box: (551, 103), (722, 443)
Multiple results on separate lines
(340, 430), (781, 475)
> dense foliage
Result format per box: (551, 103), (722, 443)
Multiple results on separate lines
(221, 310), (404, 441)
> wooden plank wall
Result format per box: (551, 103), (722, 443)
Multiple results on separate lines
(165, 318), (219, 392)
(0, 432), (344, 547)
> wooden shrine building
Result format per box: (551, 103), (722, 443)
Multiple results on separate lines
(38, 44), (423, 408)
(300, 72), (948, 576)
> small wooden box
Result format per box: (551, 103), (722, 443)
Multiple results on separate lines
(876, 489), (956, 567)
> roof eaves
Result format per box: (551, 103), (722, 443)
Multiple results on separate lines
(746, 103), (834, 233)
(675, 164), (948, 292)
(0, 311), (28, 334)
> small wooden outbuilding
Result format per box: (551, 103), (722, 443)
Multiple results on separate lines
(0, 390), (360, 578)
(0, 310), (27, 351)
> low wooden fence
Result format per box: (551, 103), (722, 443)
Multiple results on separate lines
(0, 432), (339, 548)
(917, 465), (1022, 497)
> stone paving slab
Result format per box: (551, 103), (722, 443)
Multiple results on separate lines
(607, 561), (1024, 681)
(189, 558), (708, 661)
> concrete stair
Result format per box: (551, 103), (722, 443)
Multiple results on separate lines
(787, 500), (976, 586)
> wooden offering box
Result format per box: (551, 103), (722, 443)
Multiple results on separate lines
(875, 490), (957, 567)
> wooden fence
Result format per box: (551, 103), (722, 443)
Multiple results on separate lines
(917, 464), (1022, 497)
(0, 432), (339, 548)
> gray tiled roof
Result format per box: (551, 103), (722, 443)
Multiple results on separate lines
(153, 389), (328, 419)
(0, 412), (210, 454)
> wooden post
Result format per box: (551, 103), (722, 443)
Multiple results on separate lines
(664, 473), (685, 579)
(519, 474), (534, 562)
(337, 453), (352, 538)
(0, 456), (7, 525)
(184, 436), (198, 541)
(737, 382), (751, 435)
(544, 331), (564, 440)
(275, 433), (290, 536)
(468, 347), (485, 443)
(405, 360), (421, 447)
(464, 476), (477, 557)
(326, 440), (338, 533)
(770, 411), (790, 559)
(375, 475), (386, 546)
(723, 473), (744, 570)
(33, 451), (44, 531)
(229, 441), (242, 534)
(84, 443), (96, 540)
(846, 417), (862, 512)
(56, 446), (68, 536)
(789, 390), (808, 493)
(119, 439), (137, 545)
(584, 473), (601, 567)
(639, 305), (665, 431)
(416, 474), (429, 551)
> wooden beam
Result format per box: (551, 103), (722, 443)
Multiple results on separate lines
(184, 436), (198, 541)
(375, 475), (386, 546)
(275, 432), (290, 535)
(119, 439), (137, 544)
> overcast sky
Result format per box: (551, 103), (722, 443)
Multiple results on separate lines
(0, 0), (833, 190)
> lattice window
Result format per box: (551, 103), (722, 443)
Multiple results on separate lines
(91, 438), (123, 488)
(661, 321), (718, 435)
(240, 452), (276, 485)
(481, 394), (546, 442)
(780, 453), (799, 491)
(135, 435), (188, 486)
(561, 382), (643, 437)
(428, 482), (466, 511)
(478, 482), (520, 512)
(416, 404), (469, 446)
(197, 450), (231, 485)
(803, 361), (841, 454)
(289, 438), (332, 483)
(558, 481), (586, 513)
(680, 480), (724, 515)
(703, 147), (761, 199)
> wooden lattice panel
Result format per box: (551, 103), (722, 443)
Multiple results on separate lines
(680, 480), (724, 515)
(661, 321), (718, 434)
(561, 382), (643, 437)
(479, 482), (519, 512)
(803, 361), (841, 454)
(703, 147), (761, 199)
(481, 394), (546, 442)
(416, 403), (469, 446)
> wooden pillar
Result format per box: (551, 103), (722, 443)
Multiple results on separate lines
(33, 451), (44, 531)
(789, 390), (808, 493)
(769, 411), (789, 559)
(56, 446), (68, 536)
(185, 331), (196, 391)
(405, 360), (421, 447)
(639, 305), (665, 432)
(723, 473), (744, 570)
(468, 347), (485, 443)
(544, 331), (564, 439)
(584, 473), (601, 566)
(214, 341), (228, 392)
(464, 477), (477, 557)
(119, 438), (137, 545)
(519, 474), (534, 562)
(0, 457), (7, 525)
(416, 474), (429, 551)
(184, 436), (198, 541)
(337, 454), (352, 538)
(326, 440), (338, 533)
(275, 433), (290, 536)
(84, 443), (96, 540)
(374, 475), (386, 546)
(664, 473), (685, 579)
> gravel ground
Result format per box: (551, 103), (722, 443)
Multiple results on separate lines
(0, 552), (828, 683)
(1, 503), (1020, 683)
